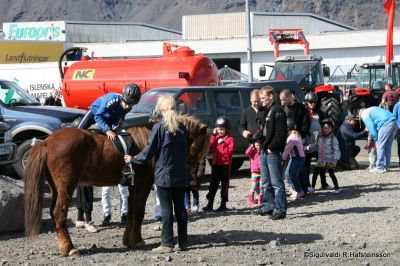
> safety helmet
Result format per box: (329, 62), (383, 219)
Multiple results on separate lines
(215, 116), (230, 130)
(320, 118), (334, 127)
(122, 83), (141, 105)
(305, 92), (318, 103)
(286, 118), (297, 131)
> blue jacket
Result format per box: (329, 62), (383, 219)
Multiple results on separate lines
(392, 102), (400, 127)
(90, 93), (129, 133)
(360, 107), (395, 141)
(132, 122), (189, 188)
(337, 122), (367, 155)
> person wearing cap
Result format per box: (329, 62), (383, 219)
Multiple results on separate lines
(78, 83), (142, 140)
(358, 107), (398, 173)
(75, 83), (141, 233)
(203, 116), (234, 212)
(337, 114), (368, 170)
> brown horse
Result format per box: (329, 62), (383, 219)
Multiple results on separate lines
(24, 115), (209, 256)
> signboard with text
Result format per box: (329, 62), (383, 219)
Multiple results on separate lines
(0, 62), (64, 104)
(0, 42), (65, 64)
(2, 21), (66, 41)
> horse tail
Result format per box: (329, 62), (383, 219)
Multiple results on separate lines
(24, 142), (48, 238)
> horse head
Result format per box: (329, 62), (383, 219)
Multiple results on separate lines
(178, 115), (210, 167)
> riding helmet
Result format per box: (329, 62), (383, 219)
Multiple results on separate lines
(305, 92), (318, 103)
(122, 83), (141, 105)
(215, 116), (230, 130)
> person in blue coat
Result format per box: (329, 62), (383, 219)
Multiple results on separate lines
(78, 83), (142, 140)
(124, 95), (189, 254)
(392, 101), (400, 166)
(337, 114), (368, 170)
(74, 83), (141, 233)
(359, 107), (398, 173)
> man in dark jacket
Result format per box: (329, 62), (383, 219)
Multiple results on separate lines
(239, 89), (261, 141)
(44, 89), (62, 106)
(337, 114), (368, 170)
(253, 86), (287, 220)
(279, 89), (310, 139)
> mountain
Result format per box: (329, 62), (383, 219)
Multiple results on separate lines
(0, 0), (397, 32)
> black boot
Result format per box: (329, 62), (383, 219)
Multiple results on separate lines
(202, 200), (214, 212)
(215, 200), (228, 212)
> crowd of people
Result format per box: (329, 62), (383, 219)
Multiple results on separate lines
(238, 84), (400, 217)
(70, 82), (400, 254)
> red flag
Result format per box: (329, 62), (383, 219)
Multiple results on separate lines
(384, 0), (395, 14)
(384, 0), (396, 77)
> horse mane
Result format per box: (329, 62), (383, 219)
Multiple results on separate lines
(126, 123), (153, 151)
(178, 114), (210, 164)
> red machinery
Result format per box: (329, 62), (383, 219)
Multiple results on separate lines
(262, 28), (340, 128)
(269, 28), (309, 58)
(60, 43), (220, 109)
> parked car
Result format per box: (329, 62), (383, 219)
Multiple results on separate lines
(0, 79), (86, 178)
(0, 122), (17, 169)
(124, 81), (304, 171)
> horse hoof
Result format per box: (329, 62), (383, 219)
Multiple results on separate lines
(136, 240), (145, 248)
(69, 248), (80, 256)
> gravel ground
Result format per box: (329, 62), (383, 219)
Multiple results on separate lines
(1, 141), (399, 265)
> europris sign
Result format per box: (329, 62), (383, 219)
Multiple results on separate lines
(3, 21), (66, 41)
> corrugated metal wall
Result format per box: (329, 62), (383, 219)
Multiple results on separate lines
(183, 12), (353, 40)
(183, 13), (246, 40)
(252, 14), (352, 36)
(65, 22), (181, 43)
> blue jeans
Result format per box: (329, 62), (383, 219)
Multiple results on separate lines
(157, 186), (187, 247)
(376, 121), (398, 170)
(285, 157), (305, 193)
(260, 151), (287, 215)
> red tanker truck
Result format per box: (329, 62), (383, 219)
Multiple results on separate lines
(59, 43), (220, 109)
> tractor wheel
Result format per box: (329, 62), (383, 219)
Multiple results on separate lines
(349, 94), (368, 115)
(320, 94), (340, 130)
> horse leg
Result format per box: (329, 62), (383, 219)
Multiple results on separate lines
(123, 181), (152, 248)
(51, 189), (77, 256)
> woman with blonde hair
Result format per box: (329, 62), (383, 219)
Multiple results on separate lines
(124, 95), (189, 253)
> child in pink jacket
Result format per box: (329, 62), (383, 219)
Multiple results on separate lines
(282, 118), (306, 200)
(245, 140), (262, 207)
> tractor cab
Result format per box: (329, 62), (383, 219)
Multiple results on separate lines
(347, 62), (400, 113)
(356, 62), (400, 90)
(267, 55), (329, 92)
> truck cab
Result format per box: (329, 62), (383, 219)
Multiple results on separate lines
(0, 122), (17, 169)
(0, 79), (86, 178)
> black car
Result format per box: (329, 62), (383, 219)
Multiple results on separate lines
(125, 81), (304, 171)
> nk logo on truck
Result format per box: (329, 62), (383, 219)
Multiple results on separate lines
(73, 69), (96, 80)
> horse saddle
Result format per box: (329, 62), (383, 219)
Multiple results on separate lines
(88, 125), (135, 186)
(88, 125), (134, 155)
